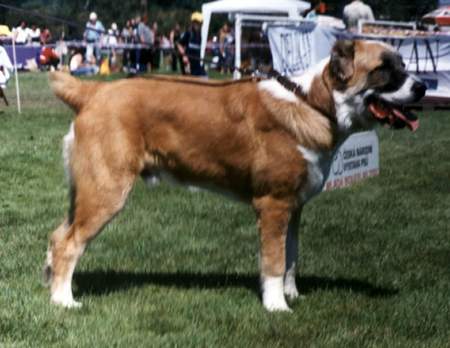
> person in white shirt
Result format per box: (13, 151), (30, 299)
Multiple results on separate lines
(0, 44), (13, 105)
(29, 25), (41, 45)
(343, 0), (375, 31)
(14, 21), (31, 44)
(0, 44), (13, 89)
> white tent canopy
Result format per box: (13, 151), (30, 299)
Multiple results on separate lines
(200, 0), (311, 60)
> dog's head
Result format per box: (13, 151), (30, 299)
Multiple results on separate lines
(328, 40), (426, 132)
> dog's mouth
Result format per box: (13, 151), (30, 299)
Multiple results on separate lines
(367, 97), (419, 132)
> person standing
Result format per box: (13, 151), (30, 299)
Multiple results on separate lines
(130, 18), (140, 73)
(177, 12), (206, 77)
(151, 21), (160, 70)
(137, 15), (154, 73)
(343, 0), (375, 31)
(84, 12), (105, 62)
(29, 25), (41, 45)
(40, 26), (52, 45)
(14, 21), (31, 45)
(121, 20), (133, 73)
(218, 23), (234, 74)
(169, 23), (183, 73)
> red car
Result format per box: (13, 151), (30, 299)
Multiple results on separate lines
(422, 6), (450, 26)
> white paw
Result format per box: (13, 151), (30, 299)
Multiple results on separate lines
(51, 297), (82, 308)
(284, 282), (300, 300)
(262, 276), (292, 312)
(263, 296), (292, 312)
(51, 292), (82, 308)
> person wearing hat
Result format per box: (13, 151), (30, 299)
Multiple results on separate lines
(177, 12), (206, 77)
(84, 12), (105, 63)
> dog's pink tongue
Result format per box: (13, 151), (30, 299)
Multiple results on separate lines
(392, 108), (420, 132)
(369, 103), (420, 132)
(369, 103), (389, 120)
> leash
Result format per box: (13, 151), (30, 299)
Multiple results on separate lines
(267, 69), (307, 99)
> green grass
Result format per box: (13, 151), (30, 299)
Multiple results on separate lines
(1, 73), (449, 347)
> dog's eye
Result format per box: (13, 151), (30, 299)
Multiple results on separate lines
(368, 66), (395, 90)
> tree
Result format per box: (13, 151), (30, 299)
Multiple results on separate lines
(0, 0), (439, 39)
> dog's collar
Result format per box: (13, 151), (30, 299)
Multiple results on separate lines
(268, 69), (307, 100)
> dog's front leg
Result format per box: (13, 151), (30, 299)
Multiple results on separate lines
(254, 196), (294, 312)
(284, 208), (302, 300)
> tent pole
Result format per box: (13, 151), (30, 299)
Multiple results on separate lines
(234, 15), (242, 80)
(200, 7), (211, 64)
(12, 35), (21, 114)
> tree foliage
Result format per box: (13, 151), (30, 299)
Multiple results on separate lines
(0, 0), (439, 39)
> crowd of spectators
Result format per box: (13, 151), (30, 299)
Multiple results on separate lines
(2, 11), (236, 77)
(78, 11), (234, 77)
(12, 21), (52, 45)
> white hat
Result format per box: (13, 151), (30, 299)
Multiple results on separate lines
(111, 22), (117, 31)
(89, 12), (97, 21)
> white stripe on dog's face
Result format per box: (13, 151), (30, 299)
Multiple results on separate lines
(378, 76), (418, 104)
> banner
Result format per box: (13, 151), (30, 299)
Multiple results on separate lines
(267, 22), (341, 75)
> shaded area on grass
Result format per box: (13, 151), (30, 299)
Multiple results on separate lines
(75, 270), (398, 298)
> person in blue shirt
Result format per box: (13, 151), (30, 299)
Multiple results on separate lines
(84, 12), (105, 63)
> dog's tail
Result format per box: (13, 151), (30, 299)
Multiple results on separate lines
(49, 72), (99, 112)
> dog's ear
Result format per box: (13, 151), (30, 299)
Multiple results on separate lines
(330, 40), (355, 84)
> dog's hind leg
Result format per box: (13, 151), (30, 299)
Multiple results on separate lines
(46, 113), (144, 307)
(48, 170), (135, 308)
(43, 219), (69, 286)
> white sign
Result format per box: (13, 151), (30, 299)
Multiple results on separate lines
(324, 131), (380, 191)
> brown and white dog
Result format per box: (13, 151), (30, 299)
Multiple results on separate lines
(44, 40), (426, 311)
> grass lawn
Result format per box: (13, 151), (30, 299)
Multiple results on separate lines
(0, 72), (449, 347)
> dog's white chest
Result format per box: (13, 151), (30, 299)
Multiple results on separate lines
(297, 146), (332, 202)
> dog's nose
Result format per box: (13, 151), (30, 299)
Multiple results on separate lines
(412, 80), (427, 101)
